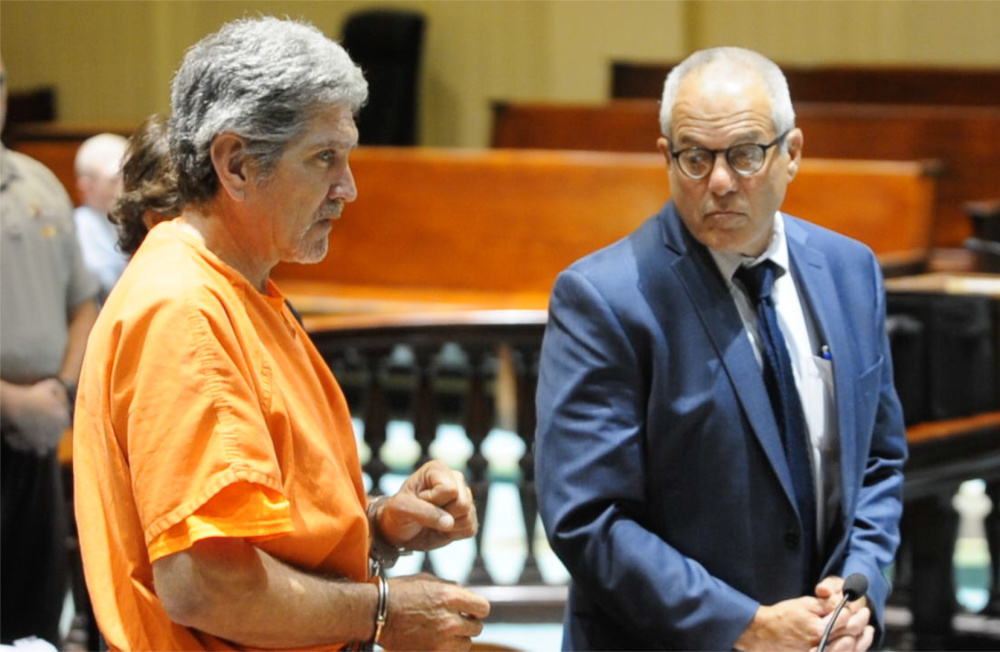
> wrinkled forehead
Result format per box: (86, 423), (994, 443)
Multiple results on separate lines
(671, 64), (774, 139)
(297, 103), (360, 147)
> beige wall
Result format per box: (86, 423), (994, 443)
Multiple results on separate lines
(2, 0), (998, 148)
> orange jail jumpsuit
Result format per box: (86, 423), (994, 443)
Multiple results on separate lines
(74, 221), (369, 651)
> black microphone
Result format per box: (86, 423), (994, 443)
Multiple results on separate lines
(817, 573), (868, 652)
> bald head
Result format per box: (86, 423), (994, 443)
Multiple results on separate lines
(659, 47), (795, 141)
(76, 133), (129, 213)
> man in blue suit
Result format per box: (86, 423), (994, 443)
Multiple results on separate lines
(536, 47), (906, 651)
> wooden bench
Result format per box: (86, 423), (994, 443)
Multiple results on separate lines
(611, 62), (1000, 106)
(273, 147), (935, 311)
(491, 99), (999, 249)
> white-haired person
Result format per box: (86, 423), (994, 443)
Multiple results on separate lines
(73, 17), (489, 651)
(73, 132), (130, 301)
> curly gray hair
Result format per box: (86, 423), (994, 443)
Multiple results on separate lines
(659, 47), (795, 147)
(170, 16), (368, 204)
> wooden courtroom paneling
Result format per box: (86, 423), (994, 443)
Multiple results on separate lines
(491, 99), (997, 249)
(492, 100), (663, 155)
(272, 148), (933, 302)
(611, 62), (1000, 107)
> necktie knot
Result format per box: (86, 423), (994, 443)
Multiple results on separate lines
(735, 260), (780, 304)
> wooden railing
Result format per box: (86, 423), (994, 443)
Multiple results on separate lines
(305, 310), (562, 617)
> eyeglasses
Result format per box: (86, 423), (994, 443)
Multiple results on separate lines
(667, 130), (791, 180)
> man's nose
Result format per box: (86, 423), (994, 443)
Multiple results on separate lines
(330, 165), (358, 203)
(706, 153), (738, 195)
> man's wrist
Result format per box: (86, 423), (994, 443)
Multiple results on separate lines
(367, 496), (403, 571)
(733, 605), (766, 651)
(370, 574), (389, 647)
(56, 377), (77, 404)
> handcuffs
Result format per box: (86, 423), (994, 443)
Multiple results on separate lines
(359, 495), (408, 650)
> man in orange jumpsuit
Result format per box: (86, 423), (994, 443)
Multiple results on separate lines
(73, 17), (489, 651)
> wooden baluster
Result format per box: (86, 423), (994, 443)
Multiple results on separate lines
(362, 347), (391, 496)
(463, 343), (494, 585)
(982, 480), (1000, 615)
(411, 344), (440, 470)
(904, 486), (961, 650)
(411, 344), (441, 573)
(514, 343), (544, 584)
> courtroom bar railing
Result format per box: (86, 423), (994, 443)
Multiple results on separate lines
(305, 309), (568, 621)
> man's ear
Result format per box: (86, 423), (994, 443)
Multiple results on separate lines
(784, 128), (804, 182)
(76, 174), (93, 200)
(209, 132), (251, 201)
(656, 137), (672, 171)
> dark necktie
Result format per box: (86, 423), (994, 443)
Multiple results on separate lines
(735, 260), (817, 582)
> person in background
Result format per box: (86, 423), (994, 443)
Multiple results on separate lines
(72, 17), (489, 651)
(109, 113), (182, 256)
(73, 132), (130, 301)
(1, 56), (100, 648)
(535, 47), (906, 652)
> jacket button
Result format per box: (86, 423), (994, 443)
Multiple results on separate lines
(784, 530), (800, 549)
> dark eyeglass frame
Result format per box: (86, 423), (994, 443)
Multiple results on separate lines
(667, 130), (792, 180)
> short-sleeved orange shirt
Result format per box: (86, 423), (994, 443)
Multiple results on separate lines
(74, 221), (368, 651)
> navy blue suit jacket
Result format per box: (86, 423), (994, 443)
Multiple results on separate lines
(535, 201), (907, 650)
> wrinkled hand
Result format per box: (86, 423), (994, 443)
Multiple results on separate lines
(811, 576), (874, 652)
(376, 460), (478, 551)
(379, 573), (491, 651)
(2, 379), (70, 456)
(735, 596), (830, 651)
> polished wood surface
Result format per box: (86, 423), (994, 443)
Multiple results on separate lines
(274, 147), (670, 295)
(795, 103), (1000, 249)
(886, 271), (1000, 297)
(906, 410), (1000, 446)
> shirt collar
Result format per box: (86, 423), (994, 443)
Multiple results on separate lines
(709, 211), (789, 283)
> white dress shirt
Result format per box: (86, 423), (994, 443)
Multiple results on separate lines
(709, 212), (840, 547)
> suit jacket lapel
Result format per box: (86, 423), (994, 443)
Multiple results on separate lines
(785, 218), (859, 521)
(637, 204), (798, 509)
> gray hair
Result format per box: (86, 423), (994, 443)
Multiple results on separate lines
(169, 16), (368, 204)
(659, 47), (795, 146)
